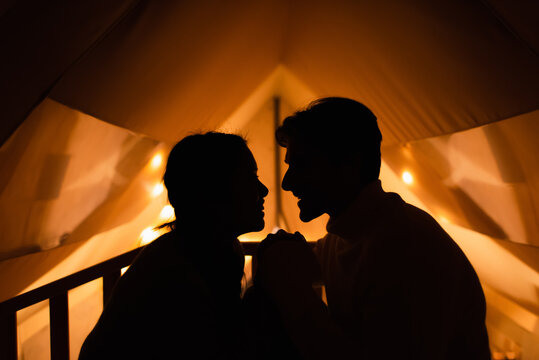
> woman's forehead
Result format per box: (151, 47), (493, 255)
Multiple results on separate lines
(242, 148), (257, 170)
(225, 146), (256, 172)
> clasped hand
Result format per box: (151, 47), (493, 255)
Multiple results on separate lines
(255, 230), (321, 302)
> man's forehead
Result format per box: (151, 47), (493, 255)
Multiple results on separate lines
(284, 138), (320, 163)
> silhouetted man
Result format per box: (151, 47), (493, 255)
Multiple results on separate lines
(256, 97), (491, 359)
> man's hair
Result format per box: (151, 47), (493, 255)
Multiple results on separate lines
(276, 97), (382, 182)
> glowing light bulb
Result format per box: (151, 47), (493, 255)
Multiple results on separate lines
(402, 171), (413, 185)
(151, 183), (164, 197)
(140, 227), (159, 245)
(160, 205), (175, 220)
(505, 352), (517, 360)
(150, 153), (163, 169)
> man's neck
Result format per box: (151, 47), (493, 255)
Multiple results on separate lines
(327, 181), (370, 218)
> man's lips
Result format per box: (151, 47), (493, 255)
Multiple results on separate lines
(292, 192), (304, 200)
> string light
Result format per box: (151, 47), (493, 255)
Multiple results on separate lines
(140, 227), (160, 245)
(505, 352), (517, 360)
(402, 171), (413, 185)
(150, 153), (163, 169)
(151, 183), (164, 197)
(439, 216), (450, 224)
(160, 205), (175, 220)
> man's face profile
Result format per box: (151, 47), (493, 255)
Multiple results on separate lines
(282, 138), (338, 222)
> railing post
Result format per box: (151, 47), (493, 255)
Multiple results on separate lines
(50, 292), (69, 360)
(0, 247), (144, 360)
(251, 255), (258, 278)
(0, 311), (17, 360)
(103, 270), (121, 306)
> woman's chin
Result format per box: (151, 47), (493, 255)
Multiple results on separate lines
(240, 219), (265, 236)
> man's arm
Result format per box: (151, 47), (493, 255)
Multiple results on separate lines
(256, 231), (355, 360)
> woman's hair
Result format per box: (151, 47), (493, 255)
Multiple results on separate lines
(160, 132), (248, 230)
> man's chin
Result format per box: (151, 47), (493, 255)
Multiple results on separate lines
(298, 207), (324, 223)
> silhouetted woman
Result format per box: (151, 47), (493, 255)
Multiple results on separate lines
(79, 132), (268, 359)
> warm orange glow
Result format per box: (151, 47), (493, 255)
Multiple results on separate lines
(401, 171), (413, 185)
(238, 233), (265, 242)
(150, 153), (163, 169)
(140, 227), (160, 245)
(505, 352), (517, 360)
(271, 226), (281, 234)
(151, 183), (164, 197)
(438, 215), (450, 224)
(160, 204), (175, 220)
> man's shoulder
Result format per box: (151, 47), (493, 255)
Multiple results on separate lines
(388, 196), (481, 279)
(381, 194), (450, 240)
(312, 233), (337, 261)
(314, 232), (338, 249)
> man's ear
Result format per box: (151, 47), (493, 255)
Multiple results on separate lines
(337, 154), (363, 182)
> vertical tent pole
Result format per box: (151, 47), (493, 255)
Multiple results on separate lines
(273, 96), (289, 231)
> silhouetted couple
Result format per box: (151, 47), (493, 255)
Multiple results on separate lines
(79, 98), (490, 359)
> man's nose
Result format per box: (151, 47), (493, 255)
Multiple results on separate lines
(281, 169), (292, 191)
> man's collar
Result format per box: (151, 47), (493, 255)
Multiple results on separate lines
(326, 180), (390, 239)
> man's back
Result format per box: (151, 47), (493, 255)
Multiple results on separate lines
(315, 180), (490, 359)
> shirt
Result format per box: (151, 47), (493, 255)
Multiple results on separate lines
(315, 180), (491, 359)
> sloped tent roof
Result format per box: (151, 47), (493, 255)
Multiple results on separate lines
(3, 0), (539, 145)
(1, 0), (538, 321)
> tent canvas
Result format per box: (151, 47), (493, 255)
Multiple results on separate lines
(1, 0), (538, 358)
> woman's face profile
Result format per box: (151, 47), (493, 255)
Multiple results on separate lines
(165, 135), (269, 239)
(223, 148), (269, 237)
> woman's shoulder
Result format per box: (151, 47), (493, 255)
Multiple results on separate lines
(121, 232), (200, 286)
(111, 232), (211, 303)
(136, 231), (181, 263)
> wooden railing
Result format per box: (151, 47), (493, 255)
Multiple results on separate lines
(0, 242), (261, 360)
